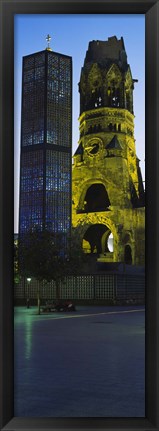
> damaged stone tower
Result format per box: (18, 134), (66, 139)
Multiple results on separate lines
(72, 36), (145, 266)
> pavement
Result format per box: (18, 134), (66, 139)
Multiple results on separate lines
(14, 305), (145, 417)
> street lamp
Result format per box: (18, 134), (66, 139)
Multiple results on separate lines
(26, 277), (31, 308)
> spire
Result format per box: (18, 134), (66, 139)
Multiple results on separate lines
(46, 34), (52, 51)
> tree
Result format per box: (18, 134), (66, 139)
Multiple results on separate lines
(19, 228), (88, 314)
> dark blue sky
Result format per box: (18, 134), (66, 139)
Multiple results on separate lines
(14, 14), (145, 233)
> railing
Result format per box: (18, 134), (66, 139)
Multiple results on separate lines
(14, 273), (145, 302)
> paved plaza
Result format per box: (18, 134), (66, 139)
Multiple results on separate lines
(14, 305), (145, 417)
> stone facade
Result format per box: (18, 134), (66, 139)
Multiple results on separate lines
(72, 37), (145, 266)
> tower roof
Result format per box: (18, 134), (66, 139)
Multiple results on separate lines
(74, 142), (83, 156)
(106, 135), (122, 149)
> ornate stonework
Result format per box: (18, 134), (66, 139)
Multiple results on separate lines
(72, 37), (145, 266)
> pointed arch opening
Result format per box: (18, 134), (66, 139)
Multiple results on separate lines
(124, 244), (132, 264)
(83, 183), (110, 213)
(82, 224), (114, 258)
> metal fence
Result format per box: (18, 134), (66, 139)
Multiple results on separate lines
(14, 273), (145, 302)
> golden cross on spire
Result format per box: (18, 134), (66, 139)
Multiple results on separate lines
(46, 34), (52, 51)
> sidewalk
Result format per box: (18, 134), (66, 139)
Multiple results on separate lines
(14, 305), (145, 417)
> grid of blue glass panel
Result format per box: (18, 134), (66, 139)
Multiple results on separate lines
(19, 50), (72, 249)
(19, 150), (44, 232)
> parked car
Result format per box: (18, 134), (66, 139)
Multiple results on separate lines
(41, 300), (76, 313)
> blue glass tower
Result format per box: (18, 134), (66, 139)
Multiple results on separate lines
(19, 42), (72, 253)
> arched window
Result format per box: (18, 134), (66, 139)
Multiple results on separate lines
(83, 224), (114, 255)
(109, 123), (113, 131)
(126, 90), (132, 112)
(124, 245), (132, 264)
(91, 89), (103, 109)
(111, 87), (120, 107)
(107, 87), (111, 106)
(83, 224), (109, 254)
(83, 184), (110, 213)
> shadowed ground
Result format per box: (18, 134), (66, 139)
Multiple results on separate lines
(14, 305), (145, 417)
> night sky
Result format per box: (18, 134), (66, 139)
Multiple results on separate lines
(14, 14), (145, 233)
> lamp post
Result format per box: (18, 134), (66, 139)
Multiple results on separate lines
(37, 284), (41, 315)
(26, 277), (31, 308)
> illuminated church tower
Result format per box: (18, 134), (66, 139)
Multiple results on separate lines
(72, 36), (145, 266)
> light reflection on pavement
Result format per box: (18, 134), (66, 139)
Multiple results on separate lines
(14, 305), (145, 417)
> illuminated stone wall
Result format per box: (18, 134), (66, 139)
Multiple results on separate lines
(72, 37), (145, 266)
